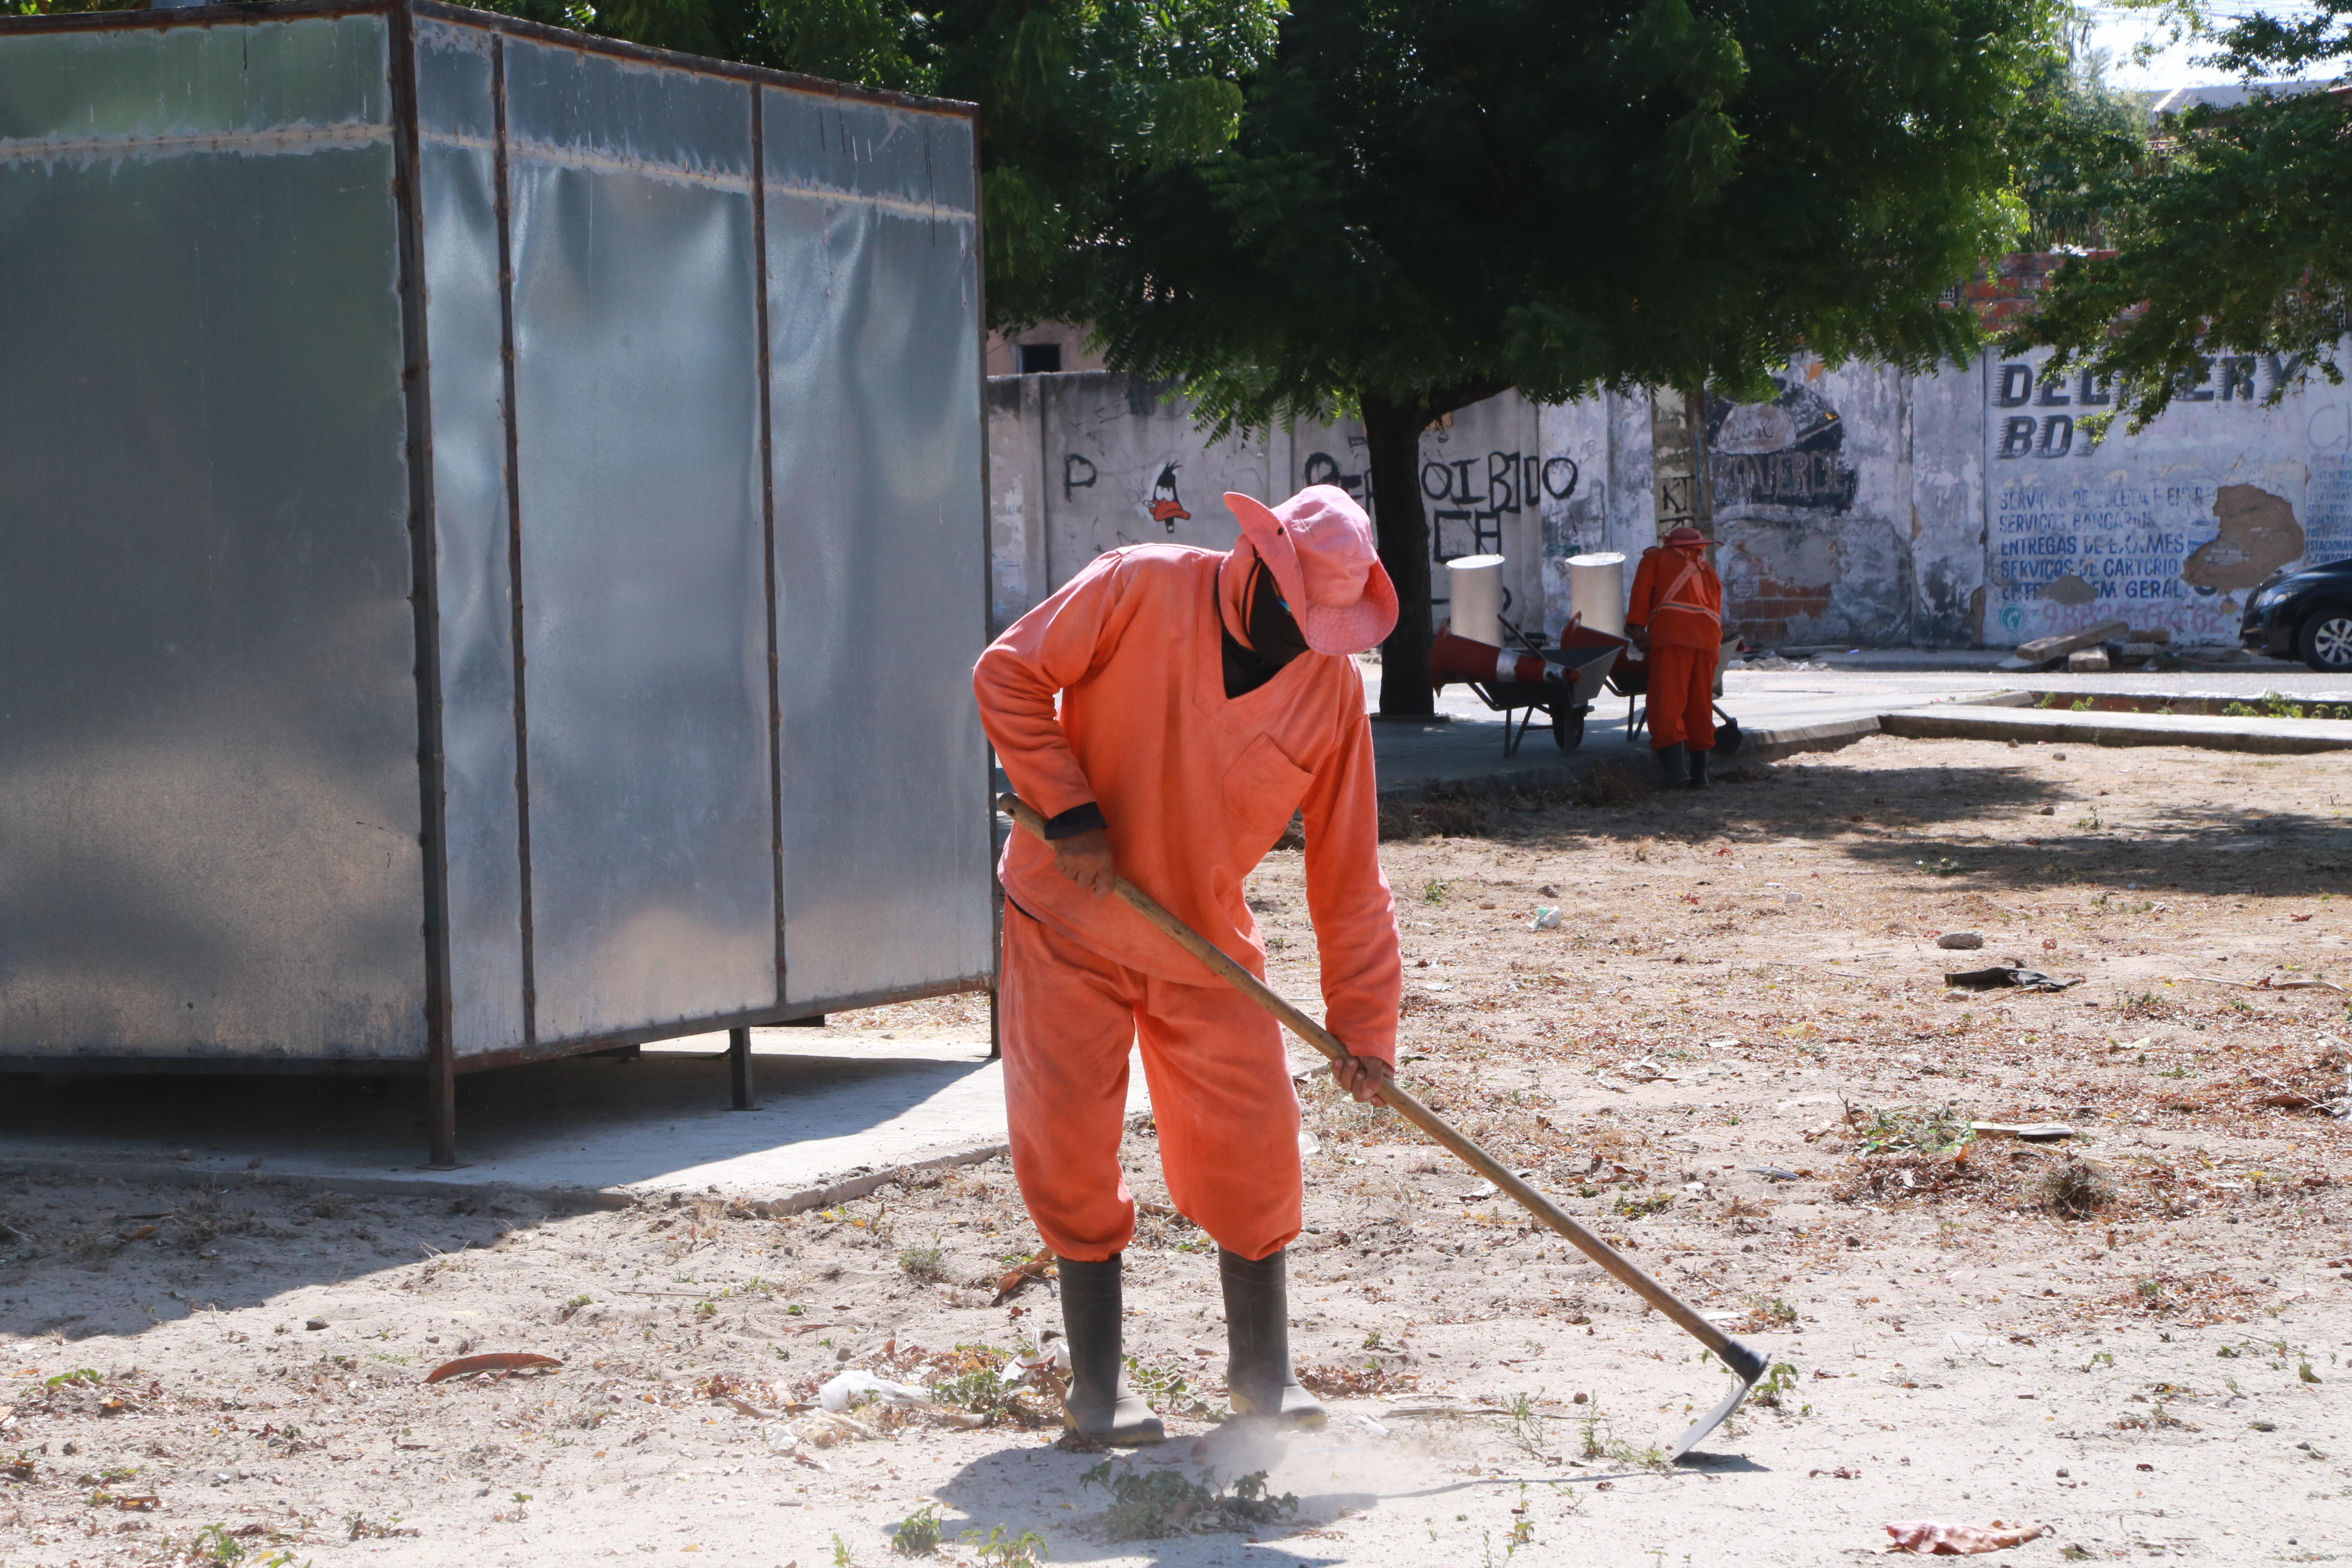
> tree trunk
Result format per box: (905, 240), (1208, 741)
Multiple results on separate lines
(1648, 384), (1714, 540)
(1360, 392), (1434, 718)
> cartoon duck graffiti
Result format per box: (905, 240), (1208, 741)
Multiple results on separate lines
(1146, 462), (1190, 533)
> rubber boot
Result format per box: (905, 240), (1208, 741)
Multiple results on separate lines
(1655, 742), (1690, 787)
(1688, 748), (1711, 789)
(1219, 1247), (1325, 1429)
(1055, 1255), (1165, 1445)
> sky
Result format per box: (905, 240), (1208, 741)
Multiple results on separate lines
(2078, 0), (2335, 90)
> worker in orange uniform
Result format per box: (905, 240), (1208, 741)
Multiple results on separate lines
(1625, 525), (1725, 788)
(973, 485), (1404, 1444)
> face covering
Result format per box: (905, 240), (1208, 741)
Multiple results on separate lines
(1222, 560), (1310, 697)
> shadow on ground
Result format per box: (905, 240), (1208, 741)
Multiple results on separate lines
(0, 1043), (992, 1188)
(1408, 757), (2350, 900)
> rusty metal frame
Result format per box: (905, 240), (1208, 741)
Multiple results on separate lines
(492, 30), (540, 1060)
(385, 0), (461, 1167)
(0, 0), (993, 1155)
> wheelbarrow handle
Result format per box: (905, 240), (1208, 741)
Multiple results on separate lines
(994, 792), (1767, 1392)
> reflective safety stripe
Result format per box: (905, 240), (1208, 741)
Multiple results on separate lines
(1656, 557), (1721, 625)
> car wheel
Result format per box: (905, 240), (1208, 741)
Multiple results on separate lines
(2300, 607), (2352, 673)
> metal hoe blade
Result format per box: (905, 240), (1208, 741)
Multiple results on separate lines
(1669, 1348), (1769, 1461)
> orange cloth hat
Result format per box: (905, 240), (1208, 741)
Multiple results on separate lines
(1222, 485), (1399, 656)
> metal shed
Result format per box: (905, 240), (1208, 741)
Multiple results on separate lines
(0, 0), (996, 1163)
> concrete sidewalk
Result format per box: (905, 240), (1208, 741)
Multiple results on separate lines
(1369, 663), (2352, 797)
(0, 1032), (1145, 1207)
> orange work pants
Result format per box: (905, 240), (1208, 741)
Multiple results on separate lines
(999, 904), (1302, 1263)
(1647, 643), (1718, 751)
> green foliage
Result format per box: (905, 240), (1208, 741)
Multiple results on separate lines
(2009, 9), (2149, 250)
(1857, 1103), (1975, 1157)
(891, 1502), (944, 1556)
(1752, 1359), (1803, 1409)
(2005, 2), (2352, 429)
(959, 1525), (1049, 1567)
(1084, 0), (2052, 436)
(1124, 1353), (1217, 1418)
(1081, 1460), (1296, 1539)
(897, 1245), (950, 1284)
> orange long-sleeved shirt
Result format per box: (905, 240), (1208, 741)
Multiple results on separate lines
(1626, 542), (1724, 651)
(974, 545), (1402, 1061)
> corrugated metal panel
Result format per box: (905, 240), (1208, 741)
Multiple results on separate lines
(0, 12), (428, 1059)
(765, 92), (992, 1007)
(507, 43), (776, 1042)
(762, 89), (975, 215)
(418, 18), (527, 1056)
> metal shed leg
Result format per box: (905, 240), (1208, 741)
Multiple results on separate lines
(728, 1026), (754, 1109)
(427, 1060), (457, 1169)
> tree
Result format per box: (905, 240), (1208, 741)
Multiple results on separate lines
(465, 0), (1287, 333)
(1072, 0), (2054, 715)
(2011, 10), (2149, 250)
(2003, 1), (2352, 430)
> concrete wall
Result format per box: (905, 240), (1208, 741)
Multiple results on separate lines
(986, 345), (2352, 648)
(1981, 348), (2352, 648)
(983, 373), (1543, 638)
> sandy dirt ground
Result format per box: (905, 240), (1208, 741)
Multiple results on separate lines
(3, 736), (2349, 1568)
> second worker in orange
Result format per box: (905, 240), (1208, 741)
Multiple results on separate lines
(1625, 524), (1726, 789)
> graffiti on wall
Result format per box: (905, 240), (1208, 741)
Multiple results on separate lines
(1988, 355), (2303, 462)
(1981, 350), (2352, 644)
(1707, 377), (1861, 513)
(1419, 450), (1578, 563)
(1301, 444), (1369, 507)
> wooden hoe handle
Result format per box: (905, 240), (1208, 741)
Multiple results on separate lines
(995, 792), (1766, 1383)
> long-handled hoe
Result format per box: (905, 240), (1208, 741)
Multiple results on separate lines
(1000, 793), (1770, 1460)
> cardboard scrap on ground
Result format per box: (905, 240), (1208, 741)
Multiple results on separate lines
(1884, 1519), (2046, 1554)
(422, 1352), (561, 1384)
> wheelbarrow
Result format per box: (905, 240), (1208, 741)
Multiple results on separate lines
(1430, 614), (1625, 759)
(1462, 639), (1621, 757)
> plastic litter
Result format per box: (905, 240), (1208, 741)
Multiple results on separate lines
(762, 1421), (799, 1454)
(818, 1369), (929, 1413)
(1349, 1413), (1390, 1437)
(1945, 967), (2081, 992)
(1968, 1121), (2074, 1141)
(1530, 906), (1564, 931)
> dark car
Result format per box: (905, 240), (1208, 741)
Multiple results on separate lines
(2241, 555), (2352, 672)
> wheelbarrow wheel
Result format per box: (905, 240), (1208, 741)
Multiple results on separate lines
(1552, 706), (1585, 751)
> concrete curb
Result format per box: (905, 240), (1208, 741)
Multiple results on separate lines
(672, 1142), (1012, 1218)
(1372, 712), (1905, 803)
(1741, 715), (1882, 765)
(1879, 707), (2352, 754)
